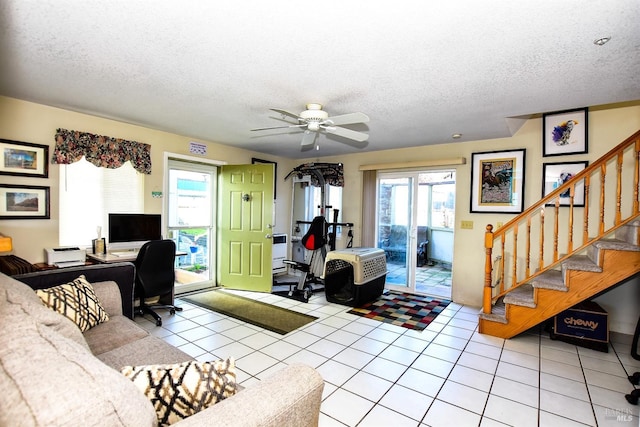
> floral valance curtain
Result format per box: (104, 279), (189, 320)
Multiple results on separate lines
(284, 162), (344, 187)
(52, 128), (152, 174)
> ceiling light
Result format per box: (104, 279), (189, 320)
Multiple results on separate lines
(452, 133), (462, 139)
(593, 37), (611, 46)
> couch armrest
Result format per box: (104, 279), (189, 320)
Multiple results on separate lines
(14, 262), (136, 319)
(177, 364), (324, 427)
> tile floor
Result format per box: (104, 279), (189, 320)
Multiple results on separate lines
(135, 289), (640, 427)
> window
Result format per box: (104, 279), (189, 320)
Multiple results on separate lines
(59, 158), (144, 246)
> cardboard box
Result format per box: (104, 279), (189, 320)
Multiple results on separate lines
(553, 301), (608, 351)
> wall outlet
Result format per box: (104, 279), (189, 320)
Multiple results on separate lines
(461, 220), (473, 229)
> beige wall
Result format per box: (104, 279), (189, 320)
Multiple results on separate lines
(0, 96), (297, 261)
(300, 103), (640, 334)
(1, 95), (638, 333)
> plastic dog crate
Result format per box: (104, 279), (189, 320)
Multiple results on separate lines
(323, 248), (387, 306)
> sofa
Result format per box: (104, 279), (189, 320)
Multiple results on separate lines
(0, 262), (324, 426)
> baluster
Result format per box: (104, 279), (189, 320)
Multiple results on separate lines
(568, 184), (574, 253)
(539, 208), (545, 271)
(512, 224), (518, 287)
(483, 225), (494, 314)
(616, 152), (623, 225)
(600, 164), (606, 235)
(525, 216), (531, 277)
(500, 235), (506, 294)
(635, 139), (640, 215)
(584, 174), (590, 244)
(554, 198), (559, 262)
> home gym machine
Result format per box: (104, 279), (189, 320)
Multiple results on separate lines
(273, 163), (353, 302)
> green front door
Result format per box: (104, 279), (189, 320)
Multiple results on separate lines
(218, 164), (274, 292)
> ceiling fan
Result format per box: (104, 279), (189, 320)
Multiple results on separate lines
(251, 103), (370, 148)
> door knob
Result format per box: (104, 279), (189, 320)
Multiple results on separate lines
(265, 234), (272, 239)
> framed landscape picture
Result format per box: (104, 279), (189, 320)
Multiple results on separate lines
(0, 139), (49, 178)
(542, 161), (588, 207)
(542, 108), (588, 157)
(470, 149), (526, 213)
(0, 184), (50, 219)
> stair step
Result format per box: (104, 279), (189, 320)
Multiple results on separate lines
(593, 238), (640, 252)
(503, 283), (536, 308)
(562, 254), (603, 273)
(617, 219), (640, 245)
(478, 298), (507, 324)
(531, 270), (567, 291)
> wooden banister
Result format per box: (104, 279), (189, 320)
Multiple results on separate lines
(482, 129), (640, 314)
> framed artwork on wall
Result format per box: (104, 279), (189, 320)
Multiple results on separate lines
(0, 139), (49, 178)
(0, 184), (50, 219)
(542, 107), (588, 157)
(542, 161), (588, 207)
(470, 149), (526, 213)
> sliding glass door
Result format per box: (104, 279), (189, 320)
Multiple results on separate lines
(377, 170), (455, 298)
(377, 174), (417, 293)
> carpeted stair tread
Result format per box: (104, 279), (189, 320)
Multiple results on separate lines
(478, 299), (507, 324)
(503, 283), (536, 308)
(592, 238), (640, 252)
(562, 255), (602, 273)
(531, 270), (567, 291)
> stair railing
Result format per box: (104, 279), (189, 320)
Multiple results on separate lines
(483, 130), (640, 315)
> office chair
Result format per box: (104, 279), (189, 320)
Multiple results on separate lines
(280, 215), (328, 302)
(134, 239), (182, 326)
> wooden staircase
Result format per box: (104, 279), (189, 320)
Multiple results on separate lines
(479, 130), (640, 338)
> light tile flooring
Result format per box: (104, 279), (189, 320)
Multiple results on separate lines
(135, 289), (640, 427)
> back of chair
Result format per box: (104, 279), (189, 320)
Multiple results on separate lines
(134, 239), (176, 298)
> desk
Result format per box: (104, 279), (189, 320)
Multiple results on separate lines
(87, 251), (188, 264)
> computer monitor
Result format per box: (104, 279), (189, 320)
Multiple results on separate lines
(107, 213), (162, 251)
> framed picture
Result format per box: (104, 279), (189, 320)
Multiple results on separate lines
(0, 184), (50, 219)
(251, 158), (277, 199)
(543, 108), (588, 157)
(470, 149), (526, 213)
(0, 139), (49, 178)
(542, 161), (588, 207)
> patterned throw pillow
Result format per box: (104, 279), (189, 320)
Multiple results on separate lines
(121, 358), (237, 426)
(36, 275), (109, 332)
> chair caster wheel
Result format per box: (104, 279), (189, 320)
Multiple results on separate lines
(629, 372), (640, 385)
(625, 389), (640, 405)
(303, 285), (313, 302)
(175, 306), (183, 312)
(156, 319), (162, 327)
(170, 309), (176, 315)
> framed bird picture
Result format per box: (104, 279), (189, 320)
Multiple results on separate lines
(542, 107), (588, 156)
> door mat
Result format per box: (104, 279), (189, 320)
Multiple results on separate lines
(347, 291), (450, 331)
(183, 289), (318, 335)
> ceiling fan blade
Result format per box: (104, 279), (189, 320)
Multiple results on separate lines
(250, 124), (307, 131)
(270, 109), (302, 120)
(323, 125), (369, 142)
(300, 130), (317, 146)
(324, 112), (370, 126)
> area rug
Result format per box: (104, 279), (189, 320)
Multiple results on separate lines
(183, 289), (317, 335)
(347, 292), (450, 331)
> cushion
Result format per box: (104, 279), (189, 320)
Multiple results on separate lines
(36, 275), (109, 332)
(0, 289), (158, 427)
(121, 358), (237, 426)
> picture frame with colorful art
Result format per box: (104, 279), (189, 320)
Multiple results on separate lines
(542, 161), (588, 207)
(0, 184), (50, 219)
(542, 108), (588, 157)
(0, 139), (49, 178)
(470, 149), (526, 214)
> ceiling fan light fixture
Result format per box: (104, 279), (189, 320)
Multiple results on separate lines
(452, 133), (462, 139)
(593, 36), (611, 46)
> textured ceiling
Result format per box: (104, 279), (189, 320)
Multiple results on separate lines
(1, 1), (639, 159)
